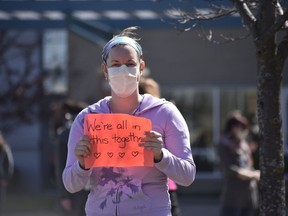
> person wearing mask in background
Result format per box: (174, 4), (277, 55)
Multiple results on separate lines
(139, 77), (182, 216)
(63, 26), (196, 216)
(0, 131), (14, 215)
(53, 100), (89, 216)
(218, 111), (260, 216)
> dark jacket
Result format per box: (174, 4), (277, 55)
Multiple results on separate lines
(218, 133), (258, 208)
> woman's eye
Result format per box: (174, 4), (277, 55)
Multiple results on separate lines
(126, 63), (136, 67)
(110, 63), (136, 67)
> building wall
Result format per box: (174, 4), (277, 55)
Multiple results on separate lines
(68, 27), (287, 98)
(138, 28), (258, 86)
(68, 32), (104, 103)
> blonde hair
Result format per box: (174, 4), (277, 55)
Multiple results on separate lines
(115, 26), (141, 41)
(102, 26), (143, 62)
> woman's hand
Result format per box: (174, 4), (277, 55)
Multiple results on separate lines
(139, 131), (163, 162)
(237, 168), (261, 181)
(74, 135), (91, 169)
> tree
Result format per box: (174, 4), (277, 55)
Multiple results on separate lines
(169, 0), (288, 215)
(0, 31), (43, 133)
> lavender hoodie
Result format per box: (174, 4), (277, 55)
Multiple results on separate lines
(63, 94), (196, 216)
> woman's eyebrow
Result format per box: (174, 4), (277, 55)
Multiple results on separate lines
(110, 59), (120, 63)
(110, 59), (137, 64)
(127, 59), (137, 63)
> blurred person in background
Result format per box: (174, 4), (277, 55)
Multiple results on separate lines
(218, 111), (260, 216)
(0, 131), (14, 215)
(53, 99), (89, 216)
(139, 77), (182, 216)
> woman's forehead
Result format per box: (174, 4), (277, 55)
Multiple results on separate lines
(102, 36), (143, 62)
(108, 45), (138, 59)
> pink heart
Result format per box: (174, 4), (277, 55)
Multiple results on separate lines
(132, 151), (139, 157)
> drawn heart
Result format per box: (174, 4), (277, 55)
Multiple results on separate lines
(132, 151), (139, 157)
(119, 152), (125, 158)
(94, 152), (101, 159)
(107, 152), (114, 158)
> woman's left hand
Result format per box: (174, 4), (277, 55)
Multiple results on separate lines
(139, 131), (163, 162)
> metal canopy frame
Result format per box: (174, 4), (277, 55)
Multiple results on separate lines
(0, 0), (240, 30)
(0, 0), (241, 47)
(0, 0), (200, 30)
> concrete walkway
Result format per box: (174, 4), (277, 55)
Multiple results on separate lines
(4, 193), (220, 216)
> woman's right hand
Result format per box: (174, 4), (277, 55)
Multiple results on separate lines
(74, 135), (91, 169)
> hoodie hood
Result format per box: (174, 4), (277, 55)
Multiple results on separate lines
(86, 94), (169, 115)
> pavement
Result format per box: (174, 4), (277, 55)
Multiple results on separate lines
(179, 195), (220, 216)
(4, 192), (220, 216)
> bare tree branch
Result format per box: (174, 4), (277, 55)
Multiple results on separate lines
(195, 26), (251, 44)
(167, 5), (237, 24)
(256, 1), (288, 44)
(164, 2), (255, 44)
(0, 31), (43, 133)
(264, 8), (288, 38)
(230, 0), (257, 35)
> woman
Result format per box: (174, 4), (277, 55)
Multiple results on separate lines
(63, 27), (196, 216)
(218, 111), (260, 216)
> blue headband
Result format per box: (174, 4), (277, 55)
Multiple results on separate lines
(102, 36), (143, 62)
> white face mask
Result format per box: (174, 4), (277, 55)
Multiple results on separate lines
(107, 64), (139, 98)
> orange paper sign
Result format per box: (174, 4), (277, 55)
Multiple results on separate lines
(83, 113), (153, 168)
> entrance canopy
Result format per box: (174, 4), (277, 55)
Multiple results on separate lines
(0, 0), (240, 31)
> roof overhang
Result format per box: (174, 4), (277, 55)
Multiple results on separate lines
(0, 0), (241, 30)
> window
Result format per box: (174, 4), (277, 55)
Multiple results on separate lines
(162, 87), (213, 148)
(162, 86), (215, 171)
(43, 29), (68, 94)
(162, 86), (259, 172)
